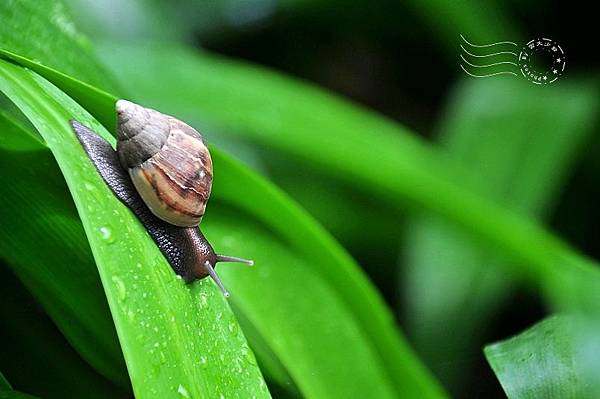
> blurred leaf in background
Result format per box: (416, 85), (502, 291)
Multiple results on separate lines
(2, 0), (600, 397)
(403, 77), (599, 394)
(0, 262), (126, 399)
(485, 314), (600, 399)
(0, 0), (118, 92)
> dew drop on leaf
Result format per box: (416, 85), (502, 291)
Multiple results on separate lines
(99, 226), (114, 243)
(241, 346), (256, 365)
(177, 384), (191, 398)
(228, 321), (238, 336)
(83, 181), (95, 191)
(111, 275), (126, 301)
(200, 356), (208, 369)
(199, 293), (208, 309)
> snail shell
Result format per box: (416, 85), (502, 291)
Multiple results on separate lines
(116, 100), (213, 227)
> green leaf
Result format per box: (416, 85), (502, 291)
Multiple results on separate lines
(63, 0), (187, 42)
(0, 389), (39, 399)
(403, 0), (521, 54)
(0, 112), (128, 385)
(95, 42), (600, 311)
(204, 208), (403, 398)
(484, 315), (599, 399)
(0, 48), (118, 130)
(0, 263), (128, 399)
(0, 59), (268, 399)
(0, 0), (118, 93)
(0, 373), (10, 390)
(403, 77), (599, 390)
(0, 109), (44, 150)
(268, 163), (402, 247)
(0, 56), (446, 397)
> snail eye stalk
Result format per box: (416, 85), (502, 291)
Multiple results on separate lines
(216, 255), (254, 266)
(204, 261), (230, 298)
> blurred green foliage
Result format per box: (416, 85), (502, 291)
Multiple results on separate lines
(1, 0), (599, 398)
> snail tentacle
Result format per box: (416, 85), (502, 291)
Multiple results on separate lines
(216, 255), (254, 266)
(204, 261), (230, 298)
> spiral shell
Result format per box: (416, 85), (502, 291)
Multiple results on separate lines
(116, 100), (213, 227)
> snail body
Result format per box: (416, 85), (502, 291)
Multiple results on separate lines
(70, 100), (252, 297)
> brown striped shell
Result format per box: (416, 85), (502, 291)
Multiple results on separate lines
(116, 100), (213, 227)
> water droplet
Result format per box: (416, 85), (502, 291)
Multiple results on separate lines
(112, 276), (126, 301)
(84, 181), (96, 191)
(199, 356), (208, 368)
(99, 226), (114, 243)
(177, 384), (191, 398)
(228, 321), (238, 335)
(241, 346), (256, 365)
(199, 293), (208, 308)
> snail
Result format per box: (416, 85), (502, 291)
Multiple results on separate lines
(70, 100), (253, 297)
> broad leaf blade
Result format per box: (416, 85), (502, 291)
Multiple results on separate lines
(485, 315), (598, 399)
(0, 47), (446, 398)
(0, 111), (128, 386)
(0, 262), (127, 399)
(205, 208), (401, 398)
(0, 58), (436, 397)
(1, 1), (444, 385)
(0, 0), (118, 93)
(0, 60), (269, 399)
